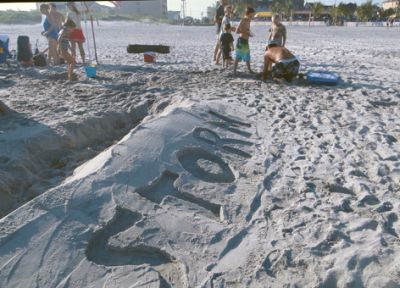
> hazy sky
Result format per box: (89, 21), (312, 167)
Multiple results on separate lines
(0, 1), (383, 18)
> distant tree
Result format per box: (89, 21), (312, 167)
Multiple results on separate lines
(271, 1), (284, 15)
(232, 2), (247, 18)
(282, 0), (293, 20)
(337, 2), (357, 20)
(379, 7), (395, 19)
(312, 2), (324, 20)
(292, 0), (304, 10)
(356, 0), (378, 21)
(329, 5), (339, 24)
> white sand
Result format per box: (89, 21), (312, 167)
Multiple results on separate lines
(0, 22), (399, 287)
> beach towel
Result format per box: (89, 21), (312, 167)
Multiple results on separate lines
(0, 35), (9, 65)
(307, 71), (339, 85)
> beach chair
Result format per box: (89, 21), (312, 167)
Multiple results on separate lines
(0, 35), (10, 67)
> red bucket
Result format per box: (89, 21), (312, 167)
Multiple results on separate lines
(143, 52), (156, 63)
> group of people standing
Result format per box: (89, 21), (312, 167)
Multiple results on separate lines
(213, 0), (300, 82)
(39, 2), (86, 80)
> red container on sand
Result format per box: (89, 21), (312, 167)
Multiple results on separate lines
(144, 52), (156, 63)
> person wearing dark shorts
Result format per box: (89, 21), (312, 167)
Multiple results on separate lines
(220, 23), (234, 68)
(263, 44), (300, 82)
(272, 58), (300, 81)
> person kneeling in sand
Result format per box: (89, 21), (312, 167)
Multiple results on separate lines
(58, 19), (76, 81)
(262, 44), (300, 82)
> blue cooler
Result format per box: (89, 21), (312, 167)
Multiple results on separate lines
(307, 71), (339, 86)
(0, 35), (9, 65)
(84, 65), (97, 78)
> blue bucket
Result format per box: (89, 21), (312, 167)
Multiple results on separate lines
(84, 65), (97, 78)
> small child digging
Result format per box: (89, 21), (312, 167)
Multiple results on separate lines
(220, 23), (234, 68)
(58, 19), (76, 81)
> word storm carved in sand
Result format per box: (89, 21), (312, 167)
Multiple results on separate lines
(85, 109), (254, 287)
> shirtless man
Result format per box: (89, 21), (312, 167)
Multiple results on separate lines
(233, 7), (256, 75)
(49, 3), (65, 31)
(268, 14), (286, 47)
(262, 44), (300, 82)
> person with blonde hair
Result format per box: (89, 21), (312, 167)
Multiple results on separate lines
(66, 1), (87, 64)
(58, 19), (76, 81)
(268, 14), (286, 47)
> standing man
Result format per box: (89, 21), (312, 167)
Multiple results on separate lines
(213, 0), (228, 64)
(49, 3), (65, 30)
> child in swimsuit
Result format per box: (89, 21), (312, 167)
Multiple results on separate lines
(268, 14), (286, 48)
(215, 5), (235, 65)
(233, 7), (255, 75)
(220, 23), (234, 68)
(58, 19), (76, 81)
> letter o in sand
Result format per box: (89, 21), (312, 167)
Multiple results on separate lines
(177, 147), (235, 183)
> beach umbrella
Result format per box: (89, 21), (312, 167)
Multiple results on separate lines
(83, 1), (122, 64)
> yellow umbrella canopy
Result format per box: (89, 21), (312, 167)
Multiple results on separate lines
(254, 12), (273, 18)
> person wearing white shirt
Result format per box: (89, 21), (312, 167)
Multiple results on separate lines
(66, 2), (86, 64)
(215, 5), (235, 65)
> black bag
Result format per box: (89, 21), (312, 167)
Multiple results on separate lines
(17, 35), (32, 62)
(33, 53), (46, 67)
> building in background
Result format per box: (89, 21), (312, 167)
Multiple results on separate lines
(115, 0), (168, 18)
(168, 11), (181, 22)
(382, 0), (399, 10)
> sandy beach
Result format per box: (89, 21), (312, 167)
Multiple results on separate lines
(0, 21), (400, 287)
